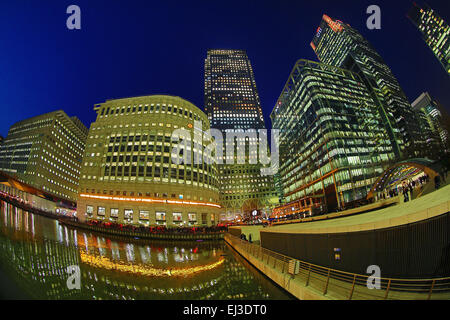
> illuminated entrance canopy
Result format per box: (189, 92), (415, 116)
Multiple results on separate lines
(367, 158), (443, 199)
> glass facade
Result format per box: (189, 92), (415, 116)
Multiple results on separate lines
(412, 92), (449, 156)
(204, 49), (265, 131)
(204, 49), (277, 221)
(0, 110), (87, 201)
(77, 95), (221, 226)
(271, 60), (395, 211)
(408, 2), (450, 75)
(311, 14), (424, 159)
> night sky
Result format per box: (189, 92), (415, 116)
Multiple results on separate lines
(0, 0), (449, 137)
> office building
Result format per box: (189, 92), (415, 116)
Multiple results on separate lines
(205, 49), (265, 130)
(408, 2), (450, 75)
(311, 14), (424, 159)
(412, 92), (449, 156)
(204, 49), (277, 221)
(271, 60), (395, 212)
(0, 110), (87, 201)
(77, 95), (221, 226)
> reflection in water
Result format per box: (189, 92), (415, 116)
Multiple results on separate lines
(80, 251), (225, 277)
(0, 200), (293, 300)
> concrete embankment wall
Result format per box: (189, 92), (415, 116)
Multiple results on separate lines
(224, 234), (328, 300)
(260, 211), (450, 278)
(228, 225), (264, 242)
(61, 219), (224, 241)
(260, 185), (450, 278)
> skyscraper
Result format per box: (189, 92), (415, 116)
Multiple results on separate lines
(271, 60), (395, 212)
(0, 110), (87, 201)
(204, 49), (277, 221)
(412, 92), (449, 155)
(407, 2), (450, 75)
(311, 14), (424, 160)
(204, 50), (265, 131)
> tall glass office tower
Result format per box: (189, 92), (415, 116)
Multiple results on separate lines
(204, 50), (265, 130)
(204, 49), (277, 221)
(408, 2), (450, 75)
(271, 60), (395, 211)
(310, 14), (424, 160)
(412, 92), (449, 156)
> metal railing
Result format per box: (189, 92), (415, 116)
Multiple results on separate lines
(225, 234), (450, 300)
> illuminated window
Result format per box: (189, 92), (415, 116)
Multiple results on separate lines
(156, 211), (166, 221)
(98, 207), (105, 216)
(124, 209), (133, 221)
(173, 212), (182, 222)
(110, 208), (119, 218)
(139, 210), (149, 220)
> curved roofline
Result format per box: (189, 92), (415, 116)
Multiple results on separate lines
(95, 94), (207, 118)
(367, 158), (443, 199)
(104, 94), (195, 104)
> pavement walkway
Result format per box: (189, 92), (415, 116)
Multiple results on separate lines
(263, 183), (450, 235)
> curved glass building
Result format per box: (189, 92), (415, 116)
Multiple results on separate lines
(77, 95), (221, 226)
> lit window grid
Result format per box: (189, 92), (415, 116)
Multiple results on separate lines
(272, 60), (396, 207)
(78, 96), (221, 226)
(0, 111), (87, 201)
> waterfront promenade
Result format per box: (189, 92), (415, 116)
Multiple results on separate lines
(0, 188), (225, 241)
(263, 183), (450, 235)
(230, 183), (450, 240)
(225, 183), (450, 299)
(225, 233), (450, 300)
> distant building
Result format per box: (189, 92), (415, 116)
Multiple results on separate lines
(311, 14), (424, 159)
(407, 2), (450, 75)
(271, 60), (395, 211)
(204, 49), (277, 222)
(204, 49), (265, 131)
(0, 110), (87, 201)
(412, 92), (449, 156)
(77, 95), (221, 226)
(271, 161), (284, 205)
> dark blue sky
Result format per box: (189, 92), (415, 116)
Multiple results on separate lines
(0, 0), (449, 136)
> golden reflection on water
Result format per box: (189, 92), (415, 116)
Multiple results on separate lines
(80, 250), (225, 277)
(0, 200), (293, 300)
